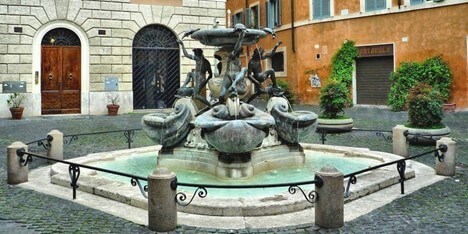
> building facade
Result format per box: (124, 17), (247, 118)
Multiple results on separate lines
(226, 0), (467, 109)
(0, 0), (226, 118)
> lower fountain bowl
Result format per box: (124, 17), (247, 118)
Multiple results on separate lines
(204, 120), (267, 153)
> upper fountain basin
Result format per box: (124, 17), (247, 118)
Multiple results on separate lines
(191, 28), (267, 47)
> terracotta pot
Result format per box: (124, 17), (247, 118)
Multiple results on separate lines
(107, 104), (119, 116)
(10, 107), (24, 120)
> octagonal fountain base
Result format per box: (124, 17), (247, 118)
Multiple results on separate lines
(50, 143), (415, 217)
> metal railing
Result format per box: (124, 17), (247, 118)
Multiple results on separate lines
(25, 135), (53, 150)
(16, 149), (148, 200)
(172, 177), (324, 206)
(63, 128), (142, 149)
(343, 144), (448, 197)
(317, 128), (393, 145)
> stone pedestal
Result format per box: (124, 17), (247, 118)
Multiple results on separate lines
(315, 166), (344, 229)
(436, 137), (456, 176)
(47, 130), (63, 163)
(393, 125), (409, 157)
(148, 167), (177, 232)
(7, 142), (28, 184)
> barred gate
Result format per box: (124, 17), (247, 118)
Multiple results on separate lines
(133, 25), (180, 109)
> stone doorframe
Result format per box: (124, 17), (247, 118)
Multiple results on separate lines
(32, 21), (90, 116)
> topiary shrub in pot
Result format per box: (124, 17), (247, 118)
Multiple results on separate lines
(317, 81), (353, 132)
(405, 83), (450, 145)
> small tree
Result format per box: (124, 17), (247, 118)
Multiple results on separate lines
(407, 83), (444, 128)
(319, 81), (350, 119)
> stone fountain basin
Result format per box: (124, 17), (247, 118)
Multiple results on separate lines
(191, 28), (267, 47)
(194, 106), (275, 154)
(49, 144), (415, 217)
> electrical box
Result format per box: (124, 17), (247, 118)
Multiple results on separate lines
(2, 81), (27, 93)
(104, 77), (118, 91)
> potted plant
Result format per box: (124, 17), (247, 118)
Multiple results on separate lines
(317, 81), (353, 132)
(106, 92), (120, 116)
(7, 92), (26, 120)
(404, 83), (450, 145)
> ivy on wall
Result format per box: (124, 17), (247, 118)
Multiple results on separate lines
(329, 40), (359, 88)
(388, 55), (452, 111)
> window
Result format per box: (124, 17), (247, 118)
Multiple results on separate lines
(232, 11), (243, 26)
(246, 5), (260, 29)
(266, 47), (287, 77)
(365, 0), (386, 11)
(313, 0), (331, 20)
(265, 0), (281, 28)
(271, 52), (284, 72)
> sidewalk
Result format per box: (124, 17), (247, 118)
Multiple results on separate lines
(1, 106), (466, 233)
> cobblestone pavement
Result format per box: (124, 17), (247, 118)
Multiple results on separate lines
(1, 107), (467, 233)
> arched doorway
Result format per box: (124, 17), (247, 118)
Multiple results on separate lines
(133, 25), (180, 109)
(41, 28), (81, 114)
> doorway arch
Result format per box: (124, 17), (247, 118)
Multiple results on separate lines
(32, 21), (89, 116)
(41, 28), (81, 114)
(132, 24), (180, 109)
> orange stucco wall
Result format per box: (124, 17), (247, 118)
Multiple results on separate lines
(226, 1), (468, 109)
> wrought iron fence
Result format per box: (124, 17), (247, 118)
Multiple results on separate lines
(343, 144), (448, 197)
(316, 128), (393, 145)
(16, 148), (148, 200)
(172, 177), (323, 206)
(25, 135), (53, 150)
(63, 128), (142, 149)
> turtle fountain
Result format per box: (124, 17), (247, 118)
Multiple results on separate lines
(142, 24), (318, 179)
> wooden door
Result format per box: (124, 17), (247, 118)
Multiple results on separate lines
(41, 46), (81, 114)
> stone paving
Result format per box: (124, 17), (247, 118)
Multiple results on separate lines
(1, 106), (467, 233)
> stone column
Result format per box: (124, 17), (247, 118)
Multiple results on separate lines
(315, 166), (344, 229)
(148, 167), (177, 232)
(47, 130), (63, 163)
(392, 125), (409, 157)
(435, 137), (456, 176)
(7, 142), (29, 184)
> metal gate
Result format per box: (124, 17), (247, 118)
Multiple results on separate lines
(133, 25), (180, 109)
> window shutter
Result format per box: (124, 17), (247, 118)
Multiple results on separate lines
(365, 0), (375, 11)
(323, 0), (330, 18)
(245, 8), (251, 27)
(376, 0), (386, 9)
(313, 0), (321, 19)
(276, 0), (282, 27)
(410, 0), (424, 5)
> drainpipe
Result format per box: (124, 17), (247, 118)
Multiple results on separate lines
(291, 0), (296, 53)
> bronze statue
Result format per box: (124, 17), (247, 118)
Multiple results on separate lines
(246, 41), (283, 103)
(177, 40), (213, 107)
(219, 24), (248, 103)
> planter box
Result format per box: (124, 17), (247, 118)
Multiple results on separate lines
(316, 118), (353, 133)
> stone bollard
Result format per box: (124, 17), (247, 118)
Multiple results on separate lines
(7, 142), (29, 184)
(148, 167), (177, 232)
(47, 130), (63, 163)
(435, 138), (456, 176)
(392, 125), (409, 157)
(315, 166), (344, 229)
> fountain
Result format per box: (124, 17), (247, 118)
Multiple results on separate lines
(49, 24), (417, 220)
(142, 24), (318, 179)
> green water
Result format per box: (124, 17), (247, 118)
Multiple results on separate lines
(91, 151), (379, 197)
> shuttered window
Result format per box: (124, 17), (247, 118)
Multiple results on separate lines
(313, 0), (331, 20)
(266, 0), (282, 28)
(365, 0), (386, 11)
(232, 11), (243, 26)
(246, 5), (260, 29)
